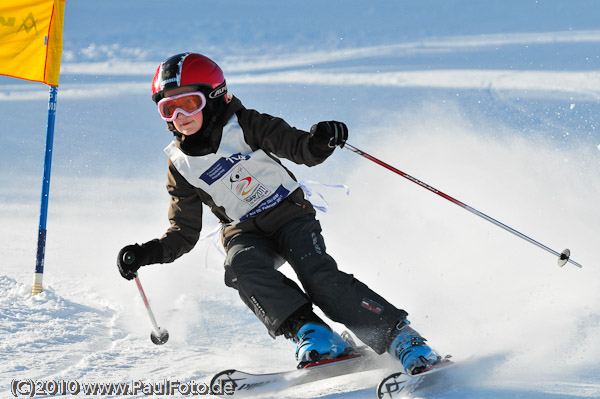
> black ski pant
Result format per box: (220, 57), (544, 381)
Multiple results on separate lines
(223, 214), (408, 354)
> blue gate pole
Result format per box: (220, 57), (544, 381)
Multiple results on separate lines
(32, 85), (58, 296)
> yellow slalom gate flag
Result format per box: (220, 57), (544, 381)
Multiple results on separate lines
(0, 0), (66, 86)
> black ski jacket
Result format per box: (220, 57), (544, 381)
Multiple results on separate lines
(154, 95), (334, 263)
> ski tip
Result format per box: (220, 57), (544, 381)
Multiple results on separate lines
(210, 369), (236, 386)
(376, 356), (454, 398)
(210, 369), (239, 396)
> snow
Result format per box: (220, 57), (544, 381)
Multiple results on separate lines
(1, 0), (599, 397)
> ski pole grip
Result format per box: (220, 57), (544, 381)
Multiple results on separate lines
(123, 250), (136, 265)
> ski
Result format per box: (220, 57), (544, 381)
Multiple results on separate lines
(211, 349), (391, 397)
(376, 357), (455, 398)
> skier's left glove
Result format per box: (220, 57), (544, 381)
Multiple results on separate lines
(310, 121), (348, 150)
(117, 239), (163, 280)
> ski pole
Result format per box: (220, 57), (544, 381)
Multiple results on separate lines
(122, 250), (170, 344)
(134, 275), (170, 345)
(344, 143), (582, 269)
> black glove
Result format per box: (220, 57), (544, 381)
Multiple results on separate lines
(117, 239), (163, 280)
(310, 121), (348, 150)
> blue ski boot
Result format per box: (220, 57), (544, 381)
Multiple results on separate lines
(388, 320), (441, 375)
(294, 323), (352, 367)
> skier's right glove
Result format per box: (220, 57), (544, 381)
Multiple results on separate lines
(117, 239), (163, 280)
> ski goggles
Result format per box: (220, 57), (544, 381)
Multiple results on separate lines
(157, 91), (207, 121)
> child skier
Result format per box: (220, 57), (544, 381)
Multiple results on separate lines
(117, 52), (441, 375)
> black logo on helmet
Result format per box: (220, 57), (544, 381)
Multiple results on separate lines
(209, 82), (227, 99)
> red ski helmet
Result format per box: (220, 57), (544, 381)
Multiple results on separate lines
(151, 52), (228, 104)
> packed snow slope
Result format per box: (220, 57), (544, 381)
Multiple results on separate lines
(1, 1), (599, 398)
